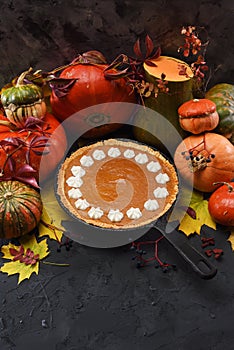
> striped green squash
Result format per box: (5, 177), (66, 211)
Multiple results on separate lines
(0, 181), (42, 239)
(1, 69), (46, 127)
(206, 83), (234, 144)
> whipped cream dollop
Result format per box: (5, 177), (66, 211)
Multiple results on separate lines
(107, 209), (124, 222)
(147, 161), (161, 172)
(144, 199), (159, 211)
(88, 207), (104, 219)
(108, 147), (121, 158)
(153, 187), (169, 198)
(126, 207), (142, 219)
(135, 153), (148, 164)
(80, 155), (94, 167)
(71, 165), (86, 177)
(123, 149), (135, 159)
(92, 149), (106, 160)
(68, 188), (82, 199)
(66, 176), (83, 188)
(75, 198), (90, 210)
(155, 173), (170, 184)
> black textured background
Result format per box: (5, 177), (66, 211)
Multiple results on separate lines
(0, 0), (233, 87)
(0, 1), (234, 350)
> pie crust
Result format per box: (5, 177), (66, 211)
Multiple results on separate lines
(56, 139), (178, 229)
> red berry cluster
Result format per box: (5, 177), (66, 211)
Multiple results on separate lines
(130, 236), (176, 272)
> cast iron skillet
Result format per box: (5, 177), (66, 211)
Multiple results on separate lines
(54, 138), (217, 280)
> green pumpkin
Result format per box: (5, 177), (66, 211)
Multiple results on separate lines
(1, 69), (46, 127)
(133, 56), (194, 154)
(205, 83), (234, 143)
(0, 180), (42, 239)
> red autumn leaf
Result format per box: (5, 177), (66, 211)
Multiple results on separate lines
(133, 38), (143, 58)
(186, 206), (197, 219)
(9, 247), (21, 256)
(144, 60), (158, 67)
(79, 50), (107, 64)
(104, 68), (130, 80)
(49, 78), (77, 98)
(15, 164), (37, 176)
(10, 245), (25, 262)
(9, 246), (24, 256)
(14, 176), (40, 189)
(0, 137), (25, 147)
(30, 258), (38, 265)
(150, 46), (161, 60)
(145, 34), (154, 58)
(26, 248), (34, 258)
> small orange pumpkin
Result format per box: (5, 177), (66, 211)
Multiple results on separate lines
(178, 98), (219, 134)
(208, 182), (234, 226)
(174, 133), (234, 192)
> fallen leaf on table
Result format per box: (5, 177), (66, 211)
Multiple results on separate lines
(39, 209), (64, 242)
(227, 229), (234, 250)
(176, 190), (216, 236)
(0, 234), (49, 284)
(38, 178), (71, 241)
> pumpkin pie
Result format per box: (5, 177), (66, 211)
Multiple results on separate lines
(56, 139), (178, 229)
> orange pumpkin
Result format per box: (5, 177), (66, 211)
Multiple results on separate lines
(0, 112), (67, 183)
(50, 60), (137, 138)
(178, 99), (219, 134)
(174, 133), (234, 192)
(208, 182), (234, 226)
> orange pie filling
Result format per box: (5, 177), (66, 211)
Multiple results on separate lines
(57, 139), (178, 229)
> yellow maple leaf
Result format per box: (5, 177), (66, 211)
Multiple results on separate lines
(0, 234), (49, 284)
(38, 209), (64, 242)
(38, 178), (71, 241)
(227, 230), (234, 250)
(177, 190), (216, 236)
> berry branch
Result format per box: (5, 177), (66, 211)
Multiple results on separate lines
(130, 236), (176, 272)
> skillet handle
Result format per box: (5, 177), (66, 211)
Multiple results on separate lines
(157, 226), (217, 279)
(171, 239), (217, 279)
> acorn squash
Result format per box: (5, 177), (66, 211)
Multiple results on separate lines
(205, 83), (234, 144)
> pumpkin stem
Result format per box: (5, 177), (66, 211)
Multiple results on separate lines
(213, 182), (234, 192)
(16, 67), (33, 86)
(3, 191), (13, 199)
(40, 219), (66, 233)
(42, 261), (70, 267)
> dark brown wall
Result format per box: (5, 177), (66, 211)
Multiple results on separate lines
(0, 0), (233, 87)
